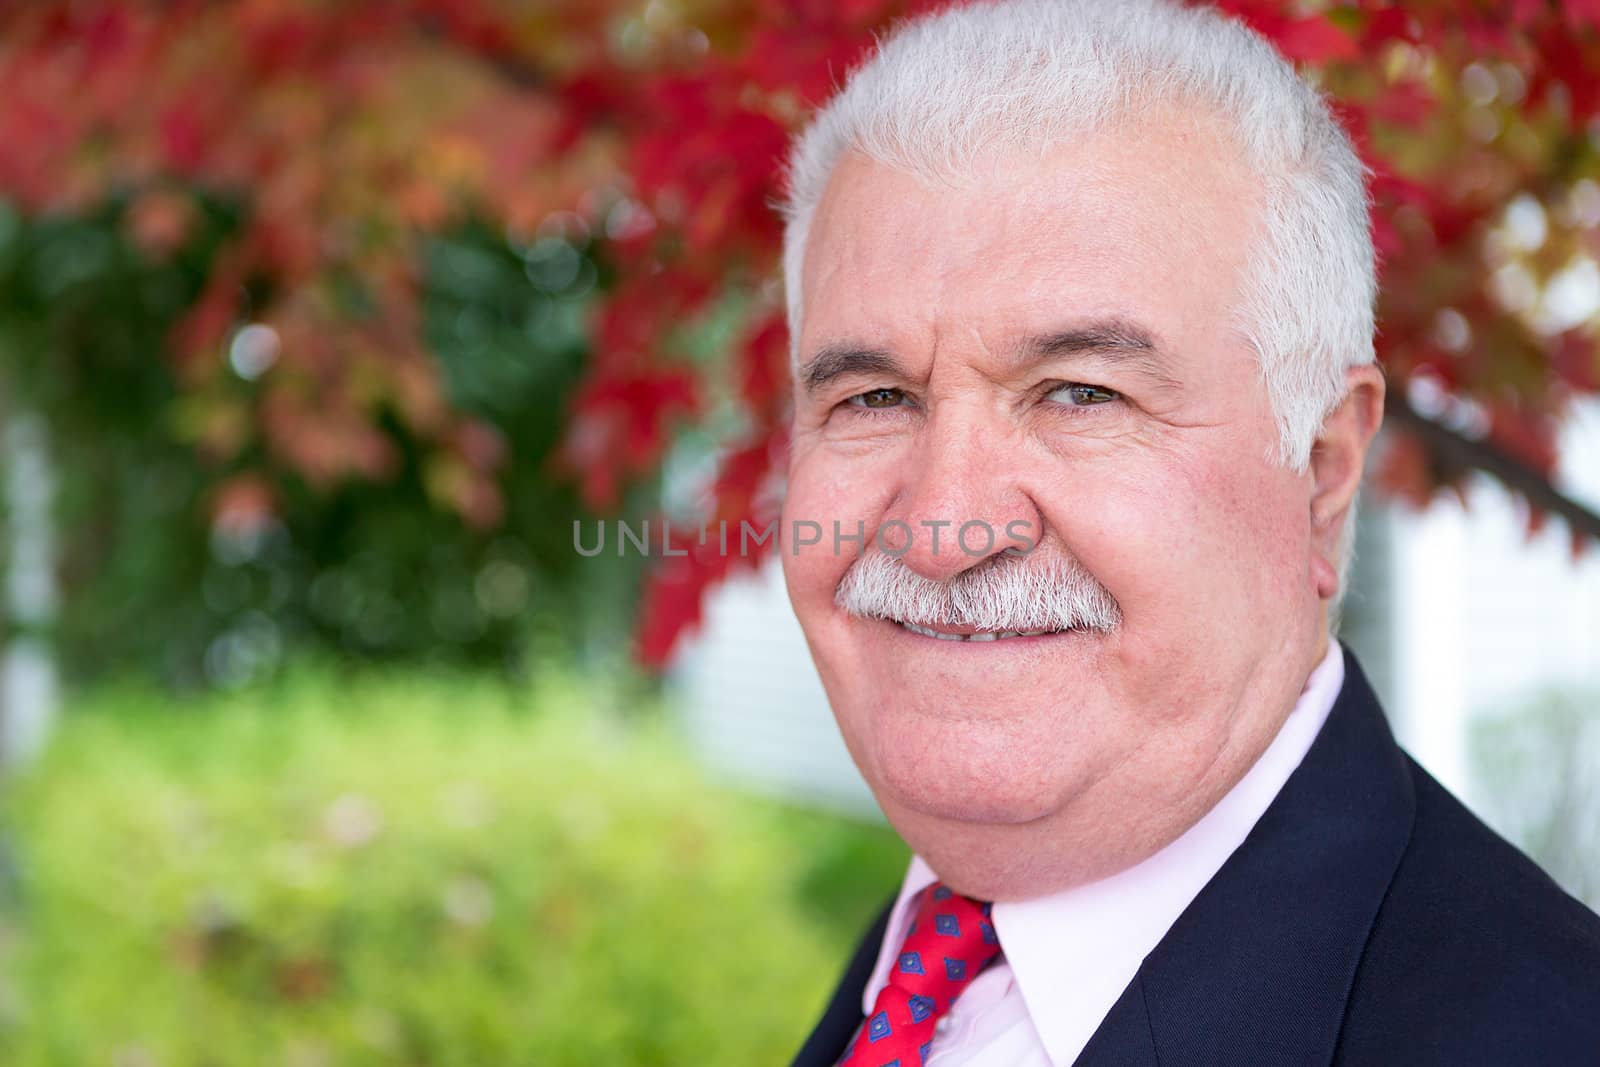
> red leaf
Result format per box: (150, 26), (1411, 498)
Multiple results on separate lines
(1551, 329), (1599, 392)
(1211, 4), (1358, 64)
(561, 370), (701, 509)
(210, 474), (277, 534)
(1563, 0), (1600, 31)
(1358, 7), (1419, 48)
(168, 247), (248, 374)
(159, 98), (208, 173)
(1367, 80), (1437, 131)
(1271, 15), (1361, 64)
(739, 310), (792, 415)
(634, 435), (782, 668)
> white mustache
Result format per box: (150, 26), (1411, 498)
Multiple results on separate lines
(834, 550), (1122, 634)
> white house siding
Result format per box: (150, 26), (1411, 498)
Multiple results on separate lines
(670, 560), (882, 817)
(1383, 403), (1600, 812)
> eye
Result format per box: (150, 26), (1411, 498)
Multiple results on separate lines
(845, 387), (909, 411)
(1045, 382), (1121, 407)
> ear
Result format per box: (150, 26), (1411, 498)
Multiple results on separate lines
(1308, 364), (1386, 599)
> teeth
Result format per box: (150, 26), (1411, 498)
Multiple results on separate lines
(901, 622), (966, 641)
(897, 622), (1062, 641)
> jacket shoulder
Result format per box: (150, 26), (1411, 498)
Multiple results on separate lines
(1337, 757), (1600, 1064)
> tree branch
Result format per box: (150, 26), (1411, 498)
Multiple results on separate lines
(1386, 391), (1600, 545)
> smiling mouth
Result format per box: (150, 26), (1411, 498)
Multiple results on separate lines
(894, 620), (1069, 642)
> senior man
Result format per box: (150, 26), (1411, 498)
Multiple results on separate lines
(775, 1), (1600, 1065)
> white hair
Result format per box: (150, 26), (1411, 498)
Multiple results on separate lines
(777, 0), (1376, 610)
(836, 549), (1123, 634)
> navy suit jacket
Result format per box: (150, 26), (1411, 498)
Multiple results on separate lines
(792, 648), (1600, 1066)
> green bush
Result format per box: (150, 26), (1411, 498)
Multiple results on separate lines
(0, 668), (904, 1066)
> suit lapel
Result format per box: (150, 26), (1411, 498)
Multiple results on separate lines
(1077, 648), (1416, 1066)
(790, 896), (893, 1067)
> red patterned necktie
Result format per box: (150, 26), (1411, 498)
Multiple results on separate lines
(837, 882), (1002, 1067)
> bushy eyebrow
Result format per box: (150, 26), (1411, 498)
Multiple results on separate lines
(1018, 319), (1182, 391)
(800, 345), (905, 395)
(799, 317), (1181, 396)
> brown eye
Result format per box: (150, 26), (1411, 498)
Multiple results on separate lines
(1048, 383), (1120, 406)
(849, 388), (906, 409)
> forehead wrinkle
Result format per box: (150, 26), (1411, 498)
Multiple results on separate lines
(965, 323), (1002, 362)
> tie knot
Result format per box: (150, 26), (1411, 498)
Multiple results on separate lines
(900, 882), (1000, 986)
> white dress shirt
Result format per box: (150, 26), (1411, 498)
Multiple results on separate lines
(858, 640), (1346, 1066)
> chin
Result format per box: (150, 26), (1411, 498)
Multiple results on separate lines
(863, 731), (1075, 827)
(826, 678), (1107, 827)
(878, 780), (1061, 826)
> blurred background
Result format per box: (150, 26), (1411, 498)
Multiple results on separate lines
(0, 1), (1597, 1064)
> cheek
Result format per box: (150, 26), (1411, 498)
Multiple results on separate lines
(780, 444), (891, 612)
(1040, 444), (1306, 648)
(1190, 448), (1311, 601)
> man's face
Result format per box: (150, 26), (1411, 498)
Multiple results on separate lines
(781, 108), (1337, 897)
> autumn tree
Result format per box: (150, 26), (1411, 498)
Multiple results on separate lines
(1, 0), (1597, 679)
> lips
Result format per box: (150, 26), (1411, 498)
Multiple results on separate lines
(895, 620), (1064, 641)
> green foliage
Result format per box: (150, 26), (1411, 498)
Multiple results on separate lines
(0, 197), (641, 686)
(0, 196), (229, 666)
(0, 667), (905, 1065)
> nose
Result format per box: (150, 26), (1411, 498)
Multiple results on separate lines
(881, 404), (1042, 583)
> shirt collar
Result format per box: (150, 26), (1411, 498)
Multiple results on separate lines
(861, 639), (1347, 1066)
